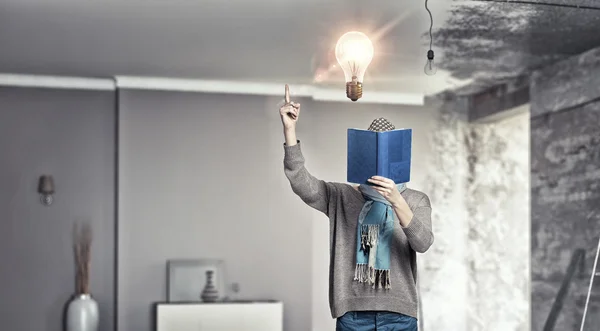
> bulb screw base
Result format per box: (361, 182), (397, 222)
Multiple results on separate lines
(346, 81), (363, 102)
(427, 49), (434, 60)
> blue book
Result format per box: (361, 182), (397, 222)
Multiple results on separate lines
(347, 128), (412, 184)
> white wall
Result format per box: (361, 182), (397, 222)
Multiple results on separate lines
(418, 100), (531, 331)
(419, 99), (471, 330)
(117, 90), (438, 331)
(465, 112), (530, 331)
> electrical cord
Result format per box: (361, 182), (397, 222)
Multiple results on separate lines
(425, 0), (433, 51)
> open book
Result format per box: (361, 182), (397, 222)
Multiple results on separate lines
(347, 128), (412, 184)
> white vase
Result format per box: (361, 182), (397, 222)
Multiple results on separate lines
(66, 294), (99, 331)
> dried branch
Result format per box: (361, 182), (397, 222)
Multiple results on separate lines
(73, 222), (93, 294)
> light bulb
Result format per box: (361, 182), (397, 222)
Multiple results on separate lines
(335, 31), (374, 101)
(424, 50), (437, 76)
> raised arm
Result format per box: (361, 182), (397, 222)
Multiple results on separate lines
(284, 140), (333, 214)
(280, 85), (334, 214)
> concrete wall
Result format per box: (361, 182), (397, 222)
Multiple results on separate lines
(419, 96), (471, 330)
(464, 111), (530, 331)
(530, 46), (600, 330)
(0, 87), (116, 330)
(419, 94), (530, 331)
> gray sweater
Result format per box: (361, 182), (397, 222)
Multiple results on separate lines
(283, 141), (433, 319)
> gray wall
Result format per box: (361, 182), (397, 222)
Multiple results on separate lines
(530, 46), (600, 330)
(117, 89), (437, 331)
(0, 87), (116, 330)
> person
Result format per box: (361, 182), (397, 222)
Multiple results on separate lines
(279, 84), (433, 331)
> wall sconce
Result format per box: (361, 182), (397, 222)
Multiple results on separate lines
(38, 175), (55, 206)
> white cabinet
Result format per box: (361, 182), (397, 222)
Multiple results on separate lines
(156, 301), (283, 331)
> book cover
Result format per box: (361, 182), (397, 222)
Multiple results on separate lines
(347, 128), (412, 184)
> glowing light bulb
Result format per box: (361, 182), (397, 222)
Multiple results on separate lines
(335, 31), (374, 101)
(424, 50), (437, 76)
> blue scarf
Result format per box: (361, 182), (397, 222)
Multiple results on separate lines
(354, 183), (407, 289)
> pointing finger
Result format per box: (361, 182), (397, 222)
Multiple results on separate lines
(285, 84), (290, 104)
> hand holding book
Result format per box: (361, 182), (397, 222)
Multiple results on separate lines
(367, 176), (405, 207)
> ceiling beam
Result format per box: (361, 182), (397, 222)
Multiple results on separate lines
(467, 75), (530, 123)
(530, 46), (600, 118)
(115, 76), (424, 106)
(0, 73), (115, 90)
(0, 73), (424, 106)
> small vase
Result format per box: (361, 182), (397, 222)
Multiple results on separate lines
(66, 294), (99, 331)
(200, 270), (219, 302)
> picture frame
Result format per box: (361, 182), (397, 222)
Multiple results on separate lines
(167, 259), (225, 302)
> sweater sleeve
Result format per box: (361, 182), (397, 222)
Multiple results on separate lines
(402, 194), (434, 253)
(283, 141), (334, 215)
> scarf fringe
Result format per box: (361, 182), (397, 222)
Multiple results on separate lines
(360, 224), (379, 251)
(354, 264), (391, 290)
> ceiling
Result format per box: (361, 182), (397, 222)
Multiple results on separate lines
(0, 0), (599, 98)
(437, 0), (600, 94)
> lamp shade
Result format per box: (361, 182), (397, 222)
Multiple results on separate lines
(38, 175), (55, 194)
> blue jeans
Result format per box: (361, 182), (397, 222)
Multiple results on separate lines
(336, 311), (418, 331)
